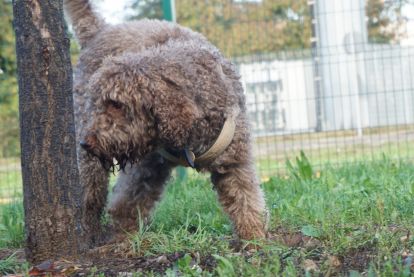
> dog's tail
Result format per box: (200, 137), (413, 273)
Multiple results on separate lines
(64, 0), (105, 48)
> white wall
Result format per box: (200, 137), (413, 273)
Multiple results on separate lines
(238, 59), (316, 136)
(237, 0), (414, 136)
(315, 0), (368, 132)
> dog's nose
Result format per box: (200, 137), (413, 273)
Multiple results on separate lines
(80, 140), (92, 150)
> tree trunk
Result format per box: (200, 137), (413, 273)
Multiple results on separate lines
(13, 0), (84, 263)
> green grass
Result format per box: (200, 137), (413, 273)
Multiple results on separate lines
(255, 140), (414, 178)
(0, 252), (29, 276)
(0, 169), (22, 201)
(124, 156), (414, 276)
(0, 201), (24, 248)
(1, 155), (414, 276)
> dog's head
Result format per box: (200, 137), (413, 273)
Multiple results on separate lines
(80, 49), (205, 171)
(80, 55), (156, 171)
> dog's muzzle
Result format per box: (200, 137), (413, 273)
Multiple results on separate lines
(80, 140), (92, 151)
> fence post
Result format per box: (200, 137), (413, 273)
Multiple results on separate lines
(162, 0), (187, 181)
(162, 0), (176, 22)
(308, 0), (323, 132)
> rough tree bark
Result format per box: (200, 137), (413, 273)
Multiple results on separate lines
(13, 0), (84, 263)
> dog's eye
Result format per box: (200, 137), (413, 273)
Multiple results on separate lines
(107, 100), (122, 110)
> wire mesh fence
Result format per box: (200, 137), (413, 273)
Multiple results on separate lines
(0, 0), (20, 204)
(1, 0), (414, 204)
(172, 0), (414, 178)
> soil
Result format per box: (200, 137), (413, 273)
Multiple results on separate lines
(0, 230), (382, 276)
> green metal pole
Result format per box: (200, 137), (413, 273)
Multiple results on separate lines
(162, 0), (176, 22)
(162, 0), (187, 181)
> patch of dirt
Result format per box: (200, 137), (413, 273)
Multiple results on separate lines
(75, 252), (219, 276)
(268, 227), (322, 249)
(2, 252), (184, 276)
(1, 245), (220, 276)
(198, 254), (217, 272)
(0, 248), (25, 262)
(268, 227), (379, 275)
(340, 246), (376, 273)
(81, 252), (183, 276)
(2, 227), (408, 276)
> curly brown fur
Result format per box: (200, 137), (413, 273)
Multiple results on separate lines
(107, 153), (174, 232)
(64, 0), (267, 244)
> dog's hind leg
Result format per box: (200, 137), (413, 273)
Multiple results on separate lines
(211, 162), (267, 242)
(108, 152), (174, 233)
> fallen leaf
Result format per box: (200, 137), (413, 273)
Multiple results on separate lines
(155, 255), (169, 264)
(29, 260), (56, 276)
(400, 235), (410, 242)
(303, 237), (322, 250)
(303, 259), (319, 272)
(282, 233), (303, 247)
(60, 265), (81, 275)
(328, 255), (341, 268)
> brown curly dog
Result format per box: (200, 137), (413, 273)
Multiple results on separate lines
(64, 0), (267, 245)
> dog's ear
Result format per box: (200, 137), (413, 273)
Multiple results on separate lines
(89, 55), (153, 112)
(150, 77), (200, 149)
(158, 66), (187, 89)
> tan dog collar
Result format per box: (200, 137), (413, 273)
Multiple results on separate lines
(158, 109), (239, 168)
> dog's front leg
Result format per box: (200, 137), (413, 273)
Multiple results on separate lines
(211, 163), (267, 243)
(78, 149), (110, 246)
(108, 153), (173, 233)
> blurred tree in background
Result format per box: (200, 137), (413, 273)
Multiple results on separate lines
(129, 0), (412, 54)
(130, 0), (163, 19)
(366, 0), (410, 43)
(176, 0), (311, 57)
(0, 0), (19, 158)
(129, 0), (311, 57)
